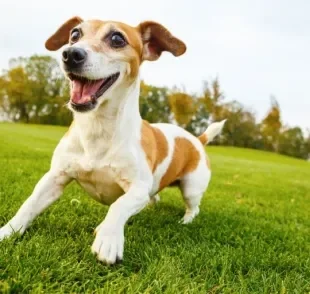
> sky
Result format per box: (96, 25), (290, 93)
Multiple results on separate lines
(1, 0), (309, 130)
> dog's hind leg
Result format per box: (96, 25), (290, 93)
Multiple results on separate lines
(179, 192), (203, 224)
(179, 164), (211, 224)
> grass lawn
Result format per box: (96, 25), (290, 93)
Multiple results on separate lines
(0, 123), (309, 293)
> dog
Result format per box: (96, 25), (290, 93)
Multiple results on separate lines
(0, 16), (226, 264)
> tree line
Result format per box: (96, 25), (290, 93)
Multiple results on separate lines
(0, 55), (309, 160)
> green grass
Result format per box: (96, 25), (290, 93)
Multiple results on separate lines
(0, 122), (309, 294)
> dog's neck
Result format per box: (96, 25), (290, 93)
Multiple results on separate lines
(73, 77), (142, 156)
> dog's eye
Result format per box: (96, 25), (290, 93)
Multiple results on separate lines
(110, 32), (127, 48)
(70, 29), (81, 43)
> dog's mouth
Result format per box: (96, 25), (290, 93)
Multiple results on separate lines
(68, 72), (120, 108)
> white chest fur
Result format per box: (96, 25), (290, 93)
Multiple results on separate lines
(50, 78), (153, 205)
(58, 137), (140, 204)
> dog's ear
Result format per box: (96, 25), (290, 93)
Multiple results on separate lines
(137, 21), (186, 61)
(45, 16), (83, 51)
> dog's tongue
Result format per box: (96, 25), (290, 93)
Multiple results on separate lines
(71, 79), (105, 104)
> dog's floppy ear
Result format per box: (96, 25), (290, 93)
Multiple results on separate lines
(45, 16), (83, 51)
(137, 21), (186, 61)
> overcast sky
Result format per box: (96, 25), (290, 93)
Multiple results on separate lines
(1, 0), (309, 130)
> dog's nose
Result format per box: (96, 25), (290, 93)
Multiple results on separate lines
(62, 47), (87, 67)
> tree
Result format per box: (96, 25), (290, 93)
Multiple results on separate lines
(260, 96), (282, 152)
(305, 131), (310, 160)
(218, 101), (261, 148)
(1, 55), (70, 125)
(139, 81), (170, 123)
(168, 90), (196, 130)
(278, 127), (308, 159)
(187, 98), (210, 135)
(201, 78), (225, 122)
(183, 78), (225, 136)
(1, 66), (32, 122)
(1, 54), (309, 160)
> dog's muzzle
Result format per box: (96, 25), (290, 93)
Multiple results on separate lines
(62, 47), (87, 70)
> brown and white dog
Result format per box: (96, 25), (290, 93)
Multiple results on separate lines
(0, 17), (226, 264)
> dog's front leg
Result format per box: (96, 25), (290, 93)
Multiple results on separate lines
(92, 182), (150, 264)
(0, 171), (71, 241)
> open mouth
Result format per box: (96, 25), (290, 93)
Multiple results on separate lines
(68, 72), (120, 112)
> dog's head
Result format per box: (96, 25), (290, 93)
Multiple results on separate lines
(45, 17), (186, 113)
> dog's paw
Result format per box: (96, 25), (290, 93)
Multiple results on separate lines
(179, 216), (193, 224)
(0, 224), (15, 241)
(149, 194), (160, 205)
(91, 225), (124, 265)
(179, 208), (200, 224)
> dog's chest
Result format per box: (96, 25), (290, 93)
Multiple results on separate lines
(75, 166), (125, 205)
(64, 150), (135, 205)
(56, 131), (141, 205)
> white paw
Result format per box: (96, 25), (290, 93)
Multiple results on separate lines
(149, 194), (160, 205)
(0, 224), (15, 241)
(91, 225), (124, 265)
(179, 216), (194, 224)
(179, 208), (200, 224)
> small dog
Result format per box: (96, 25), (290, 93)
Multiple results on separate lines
(0, 17), (226, 264)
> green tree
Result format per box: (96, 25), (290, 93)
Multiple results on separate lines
(201, 78), (225, 122)
(1, 55), (70, 125)
(168, 90), (196, 129)
(278, 127), (308, 159)
(1, 54), (309, 160)
(1, 66), (32, 122)
(305, 131), (310, 160)
(260, 97), (282, 151)
(139, 81), (170, 123)
(186, 78), (224, 136)
(217, 101), (261, 148)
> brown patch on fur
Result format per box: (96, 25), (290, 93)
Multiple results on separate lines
(80, 21), (142, 79)
(137, 21), (186, 61)
(45, 18), (186, 82)
(82, 20), (105, 35)
(168, 180), (181, 187)
(105, 22), (143, 79)
(198, 133), (208, 145)
(79, 20), (142, 80)
(117, 22), (143, 78)
(116, 22), (143, 56)
(141, 121), (168, 172)
(45, 16), (83, 51)
(159, 137), (200, 190)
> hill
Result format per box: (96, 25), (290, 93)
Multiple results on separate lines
(0, 123), (309, 293)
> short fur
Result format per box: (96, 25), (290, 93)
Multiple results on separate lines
(0, 17), (226, 264)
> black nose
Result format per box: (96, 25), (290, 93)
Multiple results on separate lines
(62, 47), (87, 67)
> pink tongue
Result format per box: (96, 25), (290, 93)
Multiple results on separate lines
(71, 79), (105, 104)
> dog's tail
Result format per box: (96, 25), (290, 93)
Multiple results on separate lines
(198, 119), (227, 145)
